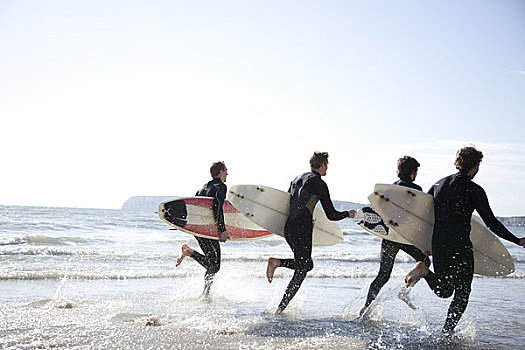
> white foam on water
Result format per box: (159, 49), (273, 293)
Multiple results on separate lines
(0, 234), (30, 246)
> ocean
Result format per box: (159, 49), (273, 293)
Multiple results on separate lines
(1, 204), (524, 349)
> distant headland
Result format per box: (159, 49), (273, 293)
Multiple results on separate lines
(121, 196), (179, 212)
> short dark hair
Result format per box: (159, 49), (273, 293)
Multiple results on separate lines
(210, 161), (226, 178)
(455, 147), (483, 171)
(310, 152), (329, 169)
(397, 156), (420, 179)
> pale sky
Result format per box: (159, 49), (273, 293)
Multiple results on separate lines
(1, 1), (524, 215)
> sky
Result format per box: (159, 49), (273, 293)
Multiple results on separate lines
(1, 0), (524, 215)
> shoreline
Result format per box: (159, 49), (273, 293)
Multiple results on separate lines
(2, 276), (523, 349)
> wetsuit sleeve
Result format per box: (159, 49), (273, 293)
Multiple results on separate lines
(213, 183), (227, 233)
(474, 185), (520, 245)
(315, 179), (349, 221)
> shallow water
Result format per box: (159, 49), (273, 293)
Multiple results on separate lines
(1, 205), (524, 349)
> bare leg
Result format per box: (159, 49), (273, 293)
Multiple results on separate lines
(176, 244), (194, 267)
(266, 258), (280, 283)
(404, 261), (429, 287)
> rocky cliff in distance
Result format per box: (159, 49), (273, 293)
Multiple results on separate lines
(121, 196), (179, 212)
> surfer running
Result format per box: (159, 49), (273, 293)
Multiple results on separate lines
(266, 152), (356, 314)
(360, 156), (430, 316)
(404, 147), (525, 335)
(176, 161), (230, 296)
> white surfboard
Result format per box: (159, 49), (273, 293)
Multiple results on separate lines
(357, 206), (412, 245)
(227, 184), (344, 246)
(369, 184), (515, 276)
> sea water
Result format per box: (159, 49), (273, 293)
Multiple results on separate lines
(1, 205), (524, 349)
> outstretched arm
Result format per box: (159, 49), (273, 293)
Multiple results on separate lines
(475, 187), (520, 245)
(316, 180), (349, 221)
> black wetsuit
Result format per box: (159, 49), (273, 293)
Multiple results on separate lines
(191, 178), (227, 294)
(278, 170), (349, 311)
(424, 170), (520, 332)
(363, 177), (430, 308)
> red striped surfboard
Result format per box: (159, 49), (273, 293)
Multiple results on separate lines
(158, 197), (274, 240)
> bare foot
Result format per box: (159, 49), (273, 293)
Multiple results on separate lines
(266, 258), (280, 283)
(275, 308), (283, 315)
(176, 244), (194, 267)
(359, 306), (368, 317)
(398, 287), (417, 310)
(404, 261), (429, 287)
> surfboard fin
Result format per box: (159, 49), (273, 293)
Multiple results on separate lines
(229, 190), (245, 199)
(388, 220), (399, 227)
(375, 193), (390, 202)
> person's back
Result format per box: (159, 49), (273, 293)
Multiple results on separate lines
(288, 170), (346, 222)
(431, 171), (476, 249)
(196, 178), (227, 233)
(431, 169), (520, 250)
(196, 178), (226, 198)
(394, 178), (422, 191)
(288, 171), (319, 221)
